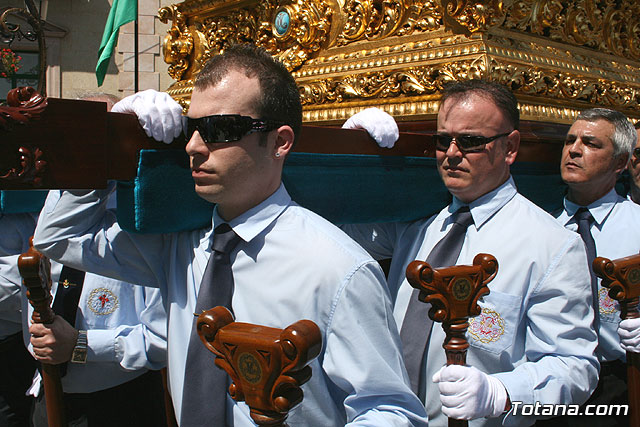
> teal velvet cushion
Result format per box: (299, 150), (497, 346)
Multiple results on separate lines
(283, 153), (450, 224)
(116, 149), (566, 233)
(116, 149), (214, 234)
(0, 190), (48, 213)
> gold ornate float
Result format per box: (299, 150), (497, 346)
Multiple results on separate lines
(159, 0), (640, 125)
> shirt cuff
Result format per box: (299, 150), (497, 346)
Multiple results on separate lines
(86, 329), (118, 362)
(492, 370), (533, 426)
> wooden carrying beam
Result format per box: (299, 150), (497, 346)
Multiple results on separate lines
(0, 88), (564, 191)
(594, 254), (640, 427)
(17, 238), (65, 427)
(196, 306), (322, 426)
(406, 253), (498, 427)
(0, 88), (430, 190)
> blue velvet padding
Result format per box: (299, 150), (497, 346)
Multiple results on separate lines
(283, 153), (451, 224)
(116, 150), (214, 234)
(511, 162), (567, 213)
(0, 190), (48, 213)
(116, 150), (566, 233)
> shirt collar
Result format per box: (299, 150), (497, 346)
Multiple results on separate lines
(562, 187), (618, 227)
(211, 183), (291, 244)
(449, 176), (518, 229)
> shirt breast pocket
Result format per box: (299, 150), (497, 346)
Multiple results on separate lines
(466, 291), (521, 355)
(598, 286), (621, 325)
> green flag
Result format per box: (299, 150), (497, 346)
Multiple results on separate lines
(95, 0), (137, 87)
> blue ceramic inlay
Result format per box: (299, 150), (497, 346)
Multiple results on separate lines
(275, 10), (290, 36)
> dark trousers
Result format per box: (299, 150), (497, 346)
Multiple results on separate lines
(0, 332), (37, 427)
(32, 370), (168, 427)
(536, 360), (628, 427)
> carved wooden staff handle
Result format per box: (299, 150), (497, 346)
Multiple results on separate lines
(197, 306), (322, 427)
(593, 254), (640, 427)
(406, 253), (498, 427)
(18, 238), (66, 427)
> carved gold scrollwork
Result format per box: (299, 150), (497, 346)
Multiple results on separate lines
(507, 0), (564, 35)
(490, 59), (640, 110)
(440, 0), (506, 36)
(262, 0), (334, 70)
(504, 0), (640, 61)
(337, 0), (441, 45)
(339, 0), (373, 42)
(398, 1), (442, 35)
(189, 0), (333, 72)
(299, 58), (485, 105)
(202, 7), (265, 55)
(629, 17), (640, 59)
(159, 5), (195, 80)
(563, 0), (600, 48)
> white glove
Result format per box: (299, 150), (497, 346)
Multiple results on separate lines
(618, 318), (640, 353)
(342, 107), (399, 148)
(111, 89), (184, 144)
(432, 365), (508, 420)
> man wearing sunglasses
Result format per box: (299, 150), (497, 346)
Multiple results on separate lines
(342, 79), (598, 426)
(552, 108), (640, 425)
(32, 44), (428, 426)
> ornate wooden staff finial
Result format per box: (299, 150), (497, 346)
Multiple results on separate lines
(406, 253), (498, 427)
(594, 254), (640, 427)
(17, 238), (65, 427)
(197, 306), (322, 427)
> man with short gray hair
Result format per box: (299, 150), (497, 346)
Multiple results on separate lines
(555, 107), (640, 425)
(627, 122), (640, 205)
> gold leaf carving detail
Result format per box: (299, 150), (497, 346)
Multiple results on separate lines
(159, 5), (194, 81)
(337, 0), (441, 45)
(490, 59), (640, 109)
(187, 0), (333, 72)
(299, 59), (485, 105)
(440, 0), (506, 36)
(504, 0), (640, 61)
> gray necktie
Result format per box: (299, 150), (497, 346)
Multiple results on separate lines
(400, 207), (473, 398)
(575, 208), (600, 332)
(181, 224), (242, 426)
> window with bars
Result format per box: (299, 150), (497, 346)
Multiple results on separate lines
(0, 50), (39, 104)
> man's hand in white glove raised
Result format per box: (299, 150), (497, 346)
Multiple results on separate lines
(111, 89), (184, 144)
(618, 318), (640, 353)
(432, 365), (508, 420)
(342, 107), (399, 148)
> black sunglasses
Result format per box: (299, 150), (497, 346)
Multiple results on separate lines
(186, 114), (286, 144)
(434, 132), (512, 153)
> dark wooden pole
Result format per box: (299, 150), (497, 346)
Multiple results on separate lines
(18, 238), (65, 427)
(406, 253), (498, 427)
(594, 254), (640, 427)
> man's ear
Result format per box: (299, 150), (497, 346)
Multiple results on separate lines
(504, 130), (520, 166)
(614, 153), (629, 175)
(273, 125), (295, 159)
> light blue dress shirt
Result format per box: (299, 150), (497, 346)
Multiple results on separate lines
(33, 184), (429, 426)
(0, 212), (38, 340)
(343, 178), (599, 427)
(557, 188), (640, 363)
(5, 205), (167, 394)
